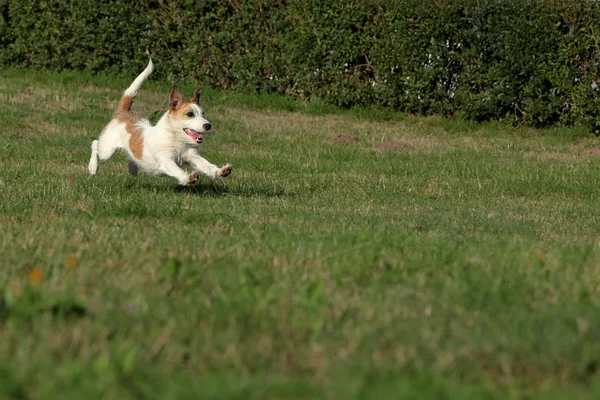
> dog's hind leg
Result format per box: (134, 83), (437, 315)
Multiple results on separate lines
(127, 160), (139, 176)
(88, 140), (100, 175)
(88, 125), (121, 175)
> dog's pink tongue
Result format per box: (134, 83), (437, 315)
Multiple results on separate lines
(185, 128), (203, 142)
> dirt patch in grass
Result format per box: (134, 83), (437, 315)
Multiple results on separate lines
(581, 148), (600, 157)
(372, 141), (413, 152)
(218, 108), (458, 152)
(331, 133), (359, 143)
(476, 356), (556, 388)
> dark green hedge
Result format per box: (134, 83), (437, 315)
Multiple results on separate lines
(1, 0), (599, 131)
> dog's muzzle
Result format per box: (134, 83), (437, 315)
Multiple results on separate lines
(184, 128), (204, 143)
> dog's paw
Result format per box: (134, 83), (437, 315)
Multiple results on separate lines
(216, 164), (232, 179)
(87, 162), (98, 176)
(188, 171), (199, 185)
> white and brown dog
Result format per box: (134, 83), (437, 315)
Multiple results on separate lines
(88, 57), (231, 185)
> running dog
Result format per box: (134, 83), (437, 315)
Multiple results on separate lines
(88, 57), (231, 185)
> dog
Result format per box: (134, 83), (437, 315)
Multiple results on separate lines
(87, 57), (231, 185)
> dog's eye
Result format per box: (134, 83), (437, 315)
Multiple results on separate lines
(186, 112), (194, 118)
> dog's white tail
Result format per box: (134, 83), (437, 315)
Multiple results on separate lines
(117, 57), (154, 112)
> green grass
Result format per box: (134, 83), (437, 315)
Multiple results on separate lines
(1, 67), (600, 399)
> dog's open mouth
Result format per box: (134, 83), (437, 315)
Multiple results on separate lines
(184, 128), (203, 144)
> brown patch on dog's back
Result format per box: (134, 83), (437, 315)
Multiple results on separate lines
(114, 111), (144, 159)
(372, 141), (413, 152)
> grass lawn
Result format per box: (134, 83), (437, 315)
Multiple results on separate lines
(1, 67), (600, 399)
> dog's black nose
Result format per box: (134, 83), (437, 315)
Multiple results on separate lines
(203, 123), (211, 131)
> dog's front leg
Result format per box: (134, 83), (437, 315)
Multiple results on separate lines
(186, 152), (232, 180)
(158, 156), (199, 185)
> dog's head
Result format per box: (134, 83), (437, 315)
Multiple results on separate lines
(167, 85), (211, 144)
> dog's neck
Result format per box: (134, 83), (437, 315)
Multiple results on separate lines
(155, 111), (172, 128)
(155, 112), (180, 135)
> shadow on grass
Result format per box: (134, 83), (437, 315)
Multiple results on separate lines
(176, 182), (294, 198)
(124, 180), (293, 198)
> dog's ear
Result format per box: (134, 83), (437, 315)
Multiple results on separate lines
(191, 86), (203, 104)
(169, 85), (184, 111)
